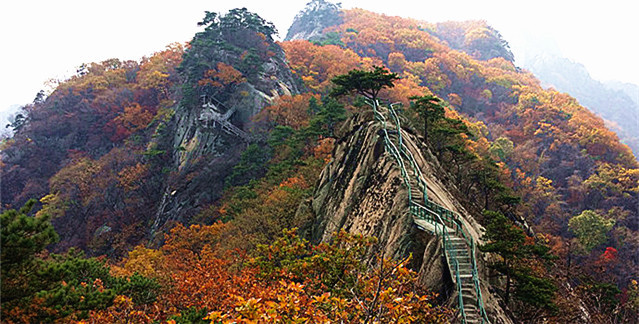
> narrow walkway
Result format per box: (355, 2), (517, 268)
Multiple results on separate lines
(372, 101), (489, 324)
(200, 98), (251, 141)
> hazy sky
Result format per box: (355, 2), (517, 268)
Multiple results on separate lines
(1, 0), (637, 115)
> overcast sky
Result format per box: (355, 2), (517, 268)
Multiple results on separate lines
(1, 0), (637, 115)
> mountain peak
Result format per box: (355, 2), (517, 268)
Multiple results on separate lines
(285, 0), (342, 41)
(433, 20), (515, 62)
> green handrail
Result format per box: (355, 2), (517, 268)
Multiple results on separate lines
(371, 100), (490, 324)
(455, 259), (466, 322)
(472, 242), (490, 322)
(419, 201), (468, 322)
(439, 206), (466, 323)
(374, 102), (413, 201)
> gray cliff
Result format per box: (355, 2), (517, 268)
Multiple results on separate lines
(308, 110), (513, 323)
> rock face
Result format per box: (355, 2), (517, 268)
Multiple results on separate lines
(285, 0), (342, 41)
(151, 11), (301, 234)
(309, 110), (513, 323)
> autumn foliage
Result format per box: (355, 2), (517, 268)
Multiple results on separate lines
(256, 93), (320, 129)
(89, 226), (450, 323)
(2, 5), (639, 323)
(198, 62), (246, 88)
(278, 7), (639, 321)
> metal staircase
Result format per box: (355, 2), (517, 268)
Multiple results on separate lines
(200, 96), (251, 141)
(371, 100), (490, 324)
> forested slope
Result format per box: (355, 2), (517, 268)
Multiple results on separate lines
(1, 1), (638, 323)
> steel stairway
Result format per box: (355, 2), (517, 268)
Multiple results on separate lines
(371, 100), (490, 324)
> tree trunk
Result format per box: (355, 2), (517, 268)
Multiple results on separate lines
(424, 118), (428, 142)
(484, 187), (490, 211)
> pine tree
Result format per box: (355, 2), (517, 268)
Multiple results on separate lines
(409, 94), (444, 141)
(1, 199), (59, 303)
(329, 66), (399, 104)
(480, 211), (557, 313)
(1, 200), (159, 322)
(308, 97), (346, 137)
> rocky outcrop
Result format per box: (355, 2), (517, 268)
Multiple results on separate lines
(285, 0), (342, 41)
(309, 110), (514, 323)
(151, 11), (301, 235)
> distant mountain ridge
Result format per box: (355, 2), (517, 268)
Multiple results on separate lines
(521, 53), (639, 157)
(605, 80), (639, 107)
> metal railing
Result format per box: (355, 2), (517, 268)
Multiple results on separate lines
(370, 99), (489, 324)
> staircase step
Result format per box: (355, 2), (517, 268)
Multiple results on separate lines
(464, 303), (478, 310)
(462, 313), (480, 322)
(452, 262), (472, 268)
(462, 295), (477, 304)
(452, 274), (474, 281)
(377, 108), (488, 324)
(461, 289), (475, 296)
(453, 270), (473, 277)
(461, 292), (476, 298)
(461, 283), (475, 290)
(448, 264), (471, 271)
